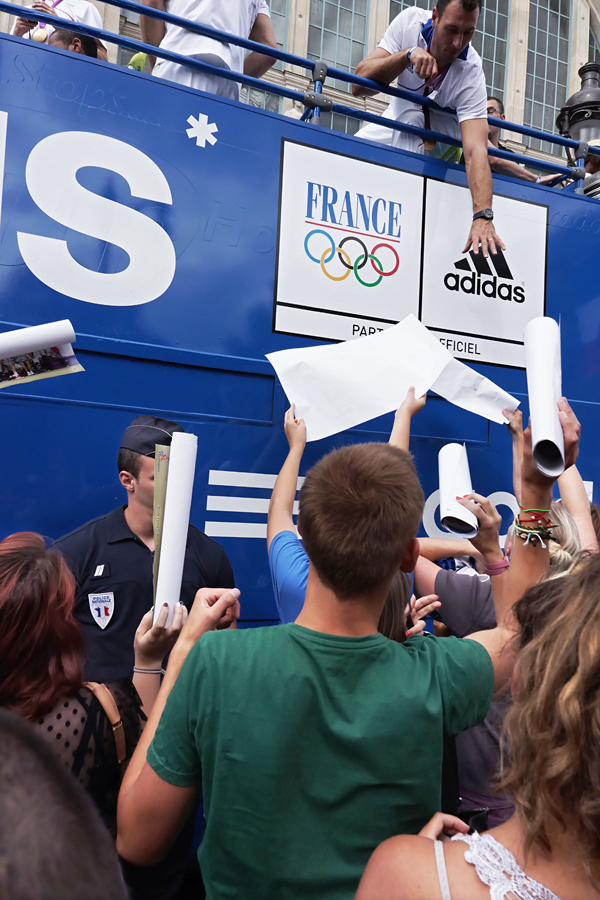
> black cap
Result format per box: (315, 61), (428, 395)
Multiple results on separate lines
(120, 415), (185, 457)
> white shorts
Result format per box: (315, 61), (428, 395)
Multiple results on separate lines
(152, 58), (240, 101)
(356, 99), (462, 161)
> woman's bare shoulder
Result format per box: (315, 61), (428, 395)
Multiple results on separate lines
(355, 835), (449, 900)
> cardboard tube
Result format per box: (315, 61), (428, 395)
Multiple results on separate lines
(153, 432), (198, 627)
(438, 443), (478, 538)
(524, 317), (565, 478)
(0, 320), (76, 357)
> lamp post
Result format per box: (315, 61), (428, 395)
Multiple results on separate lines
(556, 62), (600, 145)
(556, 62), (600, 194)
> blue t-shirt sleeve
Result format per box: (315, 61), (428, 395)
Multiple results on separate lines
(268, 530), (309, 624)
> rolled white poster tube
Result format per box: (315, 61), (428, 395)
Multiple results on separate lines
(153, 432), (198, 627)
(0, 320), (76, 357)
(438, 443), (478, 538)
(524, 317), (564, 478)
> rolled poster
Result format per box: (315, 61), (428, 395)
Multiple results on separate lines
(0, 319), (83, 388)
(153, 432), (198, 627)
(0, 320), (75, 357)
(438, 443), (478, 538)
(524, 317), (565, 478)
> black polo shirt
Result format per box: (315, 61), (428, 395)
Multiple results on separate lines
(53, 506), (234, 682)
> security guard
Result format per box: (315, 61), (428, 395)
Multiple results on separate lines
(54, 414), (234, 683)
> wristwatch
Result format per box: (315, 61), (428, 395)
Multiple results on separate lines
(473, 208), (494, 221)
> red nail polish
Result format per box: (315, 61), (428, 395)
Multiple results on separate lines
(406, 631), (413, 637)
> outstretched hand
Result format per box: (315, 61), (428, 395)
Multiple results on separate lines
(503, 408), (523, 443)
(456, 492), (503, 561)
(134, 603), (188, 668)
(406, 593), (440, 636)
(397, 385), (427, 419)
(284, 404), (307, 452)
(522, 398), (580, 489)
(463, 217), (505, 258)
(178, 587), (241, 649)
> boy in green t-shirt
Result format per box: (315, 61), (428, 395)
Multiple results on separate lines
(117, 431), (570, 899)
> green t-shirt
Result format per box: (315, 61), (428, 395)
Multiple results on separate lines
(147, 625), (493, 900)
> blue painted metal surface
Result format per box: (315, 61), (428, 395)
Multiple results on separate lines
(0, 37), (599, 622)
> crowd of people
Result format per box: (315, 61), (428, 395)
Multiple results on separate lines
(1, 386), (599, 900)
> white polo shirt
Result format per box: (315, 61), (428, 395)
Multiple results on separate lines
(12, 0), (102, 41)
(357, 6), (487, 156)
(158, 0), (270, 72)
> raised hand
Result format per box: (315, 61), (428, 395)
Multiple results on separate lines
(134, 603), (187, 668)
(456, 492), (503, 562)
(284, 404), (307, 452)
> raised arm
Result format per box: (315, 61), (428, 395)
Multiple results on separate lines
(558, 464), (599, 554)
(504, 408), (524, 504)
(464, 399), (580, 695)
(243, 12), (277, 79)
(388, 386), (426, 452)
(267, 405), (306, 550)
(117, 588), (240, 865)
(132, 603), (187, 717)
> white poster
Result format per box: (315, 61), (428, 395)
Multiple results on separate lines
(421, 179), (547, 368)
(273, 141), (425, 342)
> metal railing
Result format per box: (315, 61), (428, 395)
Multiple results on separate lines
(1, 0), (597, 188)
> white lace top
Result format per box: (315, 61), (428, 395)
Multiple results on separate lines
(434, 831), (563, 900)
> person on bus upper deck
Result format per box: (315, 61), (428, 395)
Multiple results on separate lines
(12, 0), (108, 60)
(52, 414), (234, 684)
(140, 0), (277, 100)
(352, 0), (503, 259)
(48, 26), (98, 56)
(485, 96), (560, 184)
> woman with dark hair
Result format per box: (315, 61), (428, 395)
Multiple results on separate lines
(0, 531), (185, 827)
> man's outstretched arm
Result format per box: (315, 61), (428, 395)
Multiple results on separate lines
(461, 118), (504, 257)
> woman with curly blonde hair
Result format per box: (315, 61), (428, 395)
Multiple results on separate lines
(356, 552), (600, 899)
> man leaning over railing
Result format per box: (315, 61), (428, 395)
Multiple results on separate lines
(352, 0), (503, 258)
(139, 0), (277, 101)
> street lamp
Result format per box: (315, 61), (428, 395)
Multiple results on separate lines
(556, 62), (600, 146)
(556, 62), (600, 195)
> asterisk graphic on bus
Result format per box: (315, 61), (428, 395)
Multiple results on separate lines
(186, 113), (218, 147)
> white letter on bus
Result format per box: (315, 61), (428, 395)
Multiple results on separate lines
(17, 131), (176, 306)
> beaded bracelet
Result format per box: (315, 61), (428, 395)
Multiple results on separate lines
(513, 513), (561, 549)
(133, 666), (165, 675)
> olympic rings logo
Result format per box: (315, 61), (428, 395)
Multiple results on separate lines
(304, 229), (400, 287)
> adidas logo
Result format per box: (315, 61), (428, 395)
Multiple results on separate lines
(443, 248), (525, 303)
